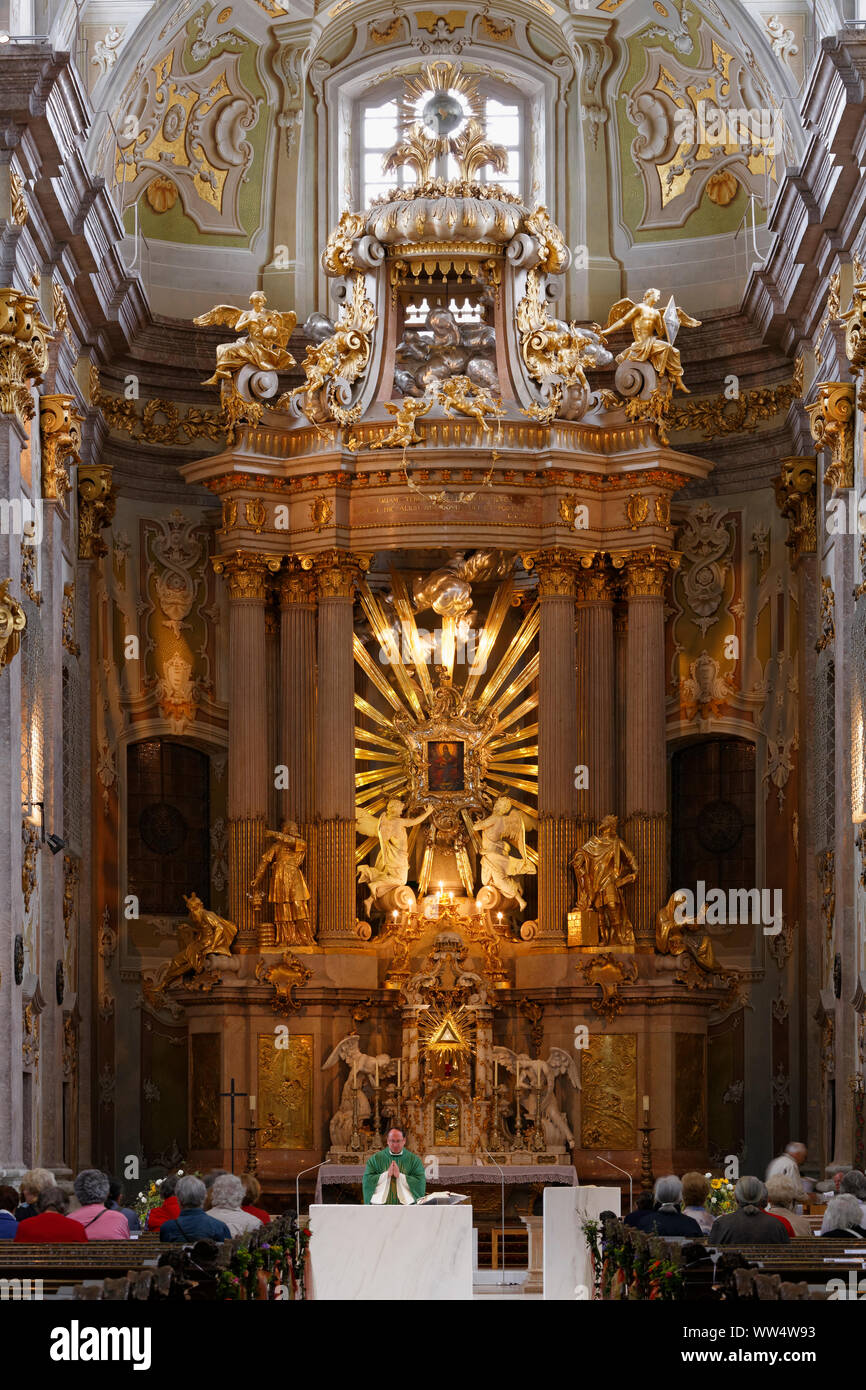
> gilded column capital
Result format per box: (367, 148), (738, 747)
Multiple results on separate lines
(301, 549), (371, 599)
(0, 287), (51, 426)
(77, 463), (115, 559)
(40, 394), (83, 500)
(614, 546), (681, 598)
(773, 456), (817, 560)
(0, 578), (26, 669)
(523, 547), (596, 598)
(574, 560), (616, 603)
(279, 561), (317, 608)
(805, 381), (855, 491)
(842, 280), (866, 377)
(213, 550), (281, 601)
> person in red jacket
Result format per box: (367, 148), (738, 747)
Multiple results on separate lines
(146, 1174), (181, 1232)
(14, 1187), (88, 1242)
(241, 1173), (270, 1226)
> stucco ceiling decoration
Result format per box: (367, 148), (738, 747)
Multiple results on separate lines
(110, 14), (261, 234)
(623, 19), (783, 232)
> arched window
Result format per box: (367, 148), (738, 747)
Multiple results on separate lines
(670, 737), (756, 893)
(357, 84), (525, 208)
(126, 739), (210, 915)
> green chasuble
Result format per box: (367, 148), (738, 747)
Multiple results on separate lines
(362, 1148), (426, 1205)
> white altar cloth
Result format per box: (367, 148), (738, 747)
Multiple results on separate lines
(308, 1203), (474, 1301)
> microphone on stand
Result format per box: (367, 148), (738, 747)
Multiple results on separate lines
(589, 1153), (633, 1215)
(295, 1159), (331, 1228)
(481, 1149), (507, 1288)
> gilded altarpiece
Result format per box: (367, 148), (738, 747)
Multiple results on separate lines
(190, 1032), (221, 1150)
(580, 1034), (637, 1150)
(674, 1032), (706, 1150)
(257, 1033), (313, 1150)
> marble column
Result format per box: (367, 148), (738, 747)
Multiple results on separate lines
(279, 563), (317, 932)
(214, 552), (274, 948)
(575, 562), (616, 834)
(312, 550), (369, 942)
(622, 548), (679, 942)
(535, 552), (578, 942)
(613, 602), (628, 820)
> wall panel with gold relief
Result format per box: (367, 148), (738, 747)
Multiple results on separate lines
(257, 1033), (314, 1150)
(580, 1033), (637, 1150)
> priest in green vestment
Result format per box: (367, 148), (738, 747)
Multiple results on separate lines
(362, 1127), (426, 1205)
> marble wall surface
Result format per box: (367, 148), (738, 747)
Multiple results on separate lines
(308, 1203), (474, 1301)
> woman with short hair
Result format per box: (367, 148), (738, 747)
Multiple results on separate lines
(819, 1194), (866, 1239)
(207, 1174), (263, 1236)
(67, 1170), (130, 1239)
(14, 1168), (55, 1222)
(681, 1171), (714, 1235)
(765, 1175), (813, 1237)
(708, 1176), (790, 1245)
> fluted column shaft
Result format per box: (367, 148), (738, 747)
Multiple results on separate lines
(575, 566), (616, 827)
(279, 568), (317, 826)
(623, 549), (679, 940)
(313, 552), (368, 941)
(536, 553), (579, 941)
(215, 553), (272, 946)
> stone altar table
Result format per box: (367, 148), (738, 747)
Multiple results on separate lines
(307, 1204), (474, 1300)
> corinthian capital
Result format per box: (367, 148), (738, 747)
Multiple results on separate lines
(0, 288), (51, 426)
(806, 381), (855, 492)
(522, 547), (595, 598)
(279, 558), (317, 608)
(616, 546), (681, 598)
(213, 550), (280, 601)
(774, 456), (817, 560)
(77, 464), (115, 559)
(40, 394), (83, 500)
(302, 549), (371, 599)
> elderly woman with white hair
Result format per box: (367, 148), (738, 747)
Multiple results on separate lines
(207, 1174), (263, 1236)
(765, 1175), (813, 1237)
(708, 1176), (790, 1245)
(819, 1194), (866, 1239)
(628, 1176), (703, 1237)
(67, 1170), (130, 1240)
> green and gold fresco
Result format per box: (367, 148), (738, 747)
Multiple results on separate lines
(616, 5), (768, 242)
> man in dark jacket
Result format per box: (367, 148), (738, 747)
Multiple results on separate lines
(628, 1176), (703, 1237)
(708, 1176), (790, 1245)
(160, 1175), (231, 1243)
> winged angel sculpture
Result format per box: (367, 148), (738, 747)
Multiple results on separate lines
(493, 1046), (580, 1150)
(597, 289), (700, 394)
(356, 800), (432, 916)
(193, 292), (297, 437)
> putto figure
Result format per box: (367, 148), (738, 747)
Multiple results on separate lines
(194, 292), (297, 388)
(598, 288), (700, 393)
(571, 814), (638, 946)
(251, 820), (315, 946)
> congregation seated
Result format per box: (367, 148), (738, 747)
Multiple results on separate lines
(207, 1174), (263, 1236)
(14, 1186), (88, 1243)
(14, 1168), (55, 1222)
(202, 1170), (229, 1209)
(68, 1170), (130, 1240)
(840, 1170), (866, 1227)
(708, 1176), (790, 1244)
(815, 1163), (848, 1195)
(625, 1177), (703, 1238)
(765, 1175), (813, 1237)
(160, 1175), (231, 1244)
(0, 1186), (18, 1239)
(241, 1173), (269, 1226)
(147, 1174), (181, 1231)
(106, 1177), (141, 1233)
(819, 1194), (866, 1239)
(623, 1192), (654, 1227)
(681, 1171), (714, 1236)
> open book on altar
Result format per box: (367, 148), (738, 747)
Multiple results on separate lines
(416, 1192), (470, 1205)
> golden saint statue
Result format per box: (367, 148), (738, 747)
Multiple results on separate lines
(193, 292), (297, 387)
(598, 288), (700, 393)
(571, 814), (638, 946)
(157, 892), (237, 990)
(251, 820), (315, 947)
(655, 891), (723, 975)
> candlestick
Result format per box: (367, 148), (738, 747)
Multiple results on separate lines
(494, 1059), (498, 1089)
(375, 1060), (379, 1087)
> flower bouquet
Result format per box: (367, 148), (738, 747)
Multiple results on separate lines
(703, 1174), (736, 1217)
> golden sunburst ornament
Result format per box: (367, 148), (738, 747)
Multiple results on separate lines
(420, 1002), (473, 1064)
(383, 61), (508, 185)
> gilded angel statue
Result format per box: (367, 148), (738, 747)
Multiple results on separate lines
(597, 288), (700, 393)
(472, 796), (536, 911)
(193, 292), (297, 387)
(355, 799), (432, 916)
(493, 1046), (580, 1149)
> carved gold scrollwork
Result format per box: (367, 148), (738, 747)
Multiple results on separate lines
(303, 548), (371, 599)
(578, 951), (638, 1023)
(806, 381), (855, 492)
(0, 288), (51, 425)
(522, 547), (590, 598)
(213, 550), (280, 602)
(77, 464), (115, 559)
(816, 576), (835, 653)
(1, 580), (26, 670)
(773, 456), (817, 559)
(255, 950), (313, 1015)
(40, 394), (83, 500)
(616, 545), (681, 598)
(10, 169), (28, 226)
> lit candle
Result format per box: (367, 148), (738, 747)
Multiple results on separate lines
(375, 1061), (379, 1087)
(438, 881), (443, 897)
(497, 911), (503, 924)
(494, 1060), (499, 1089)
(392, 909), (398, 922)
(449, 891), (454, 903)
(643, 1095), (650, 1115)
(397, 1059), (402, 1089)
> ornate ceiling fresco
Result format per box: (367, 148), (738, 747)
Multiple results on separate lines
(81, 0), (805, 315)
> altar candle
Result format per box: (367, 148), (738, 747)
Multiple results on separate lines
(537, 1059), (541, 1088)
(397, 1059), (402, 1089)
(643, 1095), (650, 1115)
(249, 1095), (256, 1113)
(375, 1061), (379, 1087)
(497, 911), (503, 924)
(494, 1060), (499, 1089)
(392, 909), (398, 922)
(353, 1059), (357, 1088)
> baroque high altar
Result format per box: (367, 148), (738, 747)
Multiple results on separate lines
(151, 64), (733, 1179)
